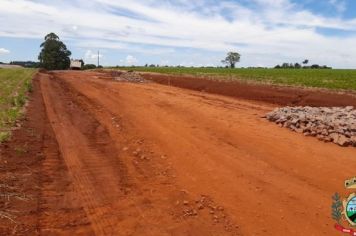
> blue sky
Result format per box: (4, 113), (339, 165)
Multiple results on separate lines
(1, 0), (356, 68)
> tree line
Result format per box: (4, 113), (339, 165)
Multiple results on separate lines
(274, 60), (332, 69)
(9, 61), (40, 68)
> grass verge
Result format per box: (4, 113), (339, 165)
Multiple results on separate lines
(0, 68), (36, 142)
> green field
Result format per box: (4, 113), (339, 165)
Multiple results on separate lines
(0, 68), (36, 142)
(117, 67), (356, 91)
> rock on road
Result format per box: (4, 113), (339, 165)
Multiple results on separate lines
(36, 71), (356, 235)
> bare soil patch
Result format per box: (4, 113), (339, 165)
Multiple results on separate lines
(141, 73), (356, 107)
(0, 75), (91, 235)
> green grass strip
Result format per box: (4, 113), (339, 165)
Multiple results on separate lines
(0, 68), (36, 142)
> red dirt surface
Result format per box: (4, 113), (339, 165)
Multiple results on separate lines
(1, 70), (355, 235)
(141, 73), (356, 107)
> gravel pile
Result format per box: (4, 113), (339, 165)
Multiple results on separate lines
(113, 71), (147, 83)
(266, 106), (356, 147)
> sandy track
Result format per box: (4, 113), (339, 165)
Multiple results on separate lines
(4, 70), (355, 235)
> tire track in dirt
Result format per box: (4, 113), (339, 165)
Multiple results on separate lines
(54, 71), (356, 236)
(40, 72), (241, 235)
(40, 74), (130, 235)
(0, 74), (95, 235)
(38, 119), (93, 235)
(60, 75), (307, 234)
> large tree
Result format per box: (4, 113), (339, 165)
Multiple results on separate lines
(222, 52), (241, 68)
(38, 33), (71, 70)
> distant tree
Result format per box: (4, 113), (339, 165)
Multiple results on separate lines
(281, 62), (289, 68)
(221, 52), (241, 68)
(274, 60), (330, 69)
(38, 33), (71, 70)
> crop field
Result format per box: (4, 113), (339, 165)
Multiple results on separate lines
(118, 67), (356, 91)
(0, 68), (35, 142)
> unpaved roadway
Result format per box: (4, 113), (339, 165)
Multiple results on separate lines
(2, 70), (356, 235)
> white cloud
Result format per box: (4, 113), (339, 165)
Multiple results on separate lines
(0, 0), (356, 67)
(329, 0), (346, 13)
(126, 55), (138, 65)
(85, 50), (103, 59)
(84, 49), (103, 64)
(0, 48), (10, 55)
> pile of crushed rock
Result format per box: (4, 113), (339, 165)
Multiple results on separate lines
(111, 70), (147, 83)
(266, 106), (356, 147)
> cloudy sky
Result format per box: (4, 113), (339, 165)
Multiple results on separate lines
(0, 0), (356, 68)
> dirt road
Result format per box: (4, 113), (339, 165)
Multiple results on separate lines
(1, 70), (356, 235)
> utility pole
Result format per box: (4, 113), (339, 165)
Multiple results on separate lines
(97, 50), (100, 67)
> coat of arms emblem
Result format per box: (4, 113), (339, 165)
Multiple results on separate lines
(332, 177), (356, 235)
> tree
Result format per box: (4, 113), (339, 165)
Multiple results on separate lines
(281, 62), (289, 68)
(221, 52), (241, 68)
(38, 33), (71, 70)
(82, 64), (96, 70)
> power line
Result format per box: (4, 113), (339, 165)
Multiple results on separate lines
(97, 50), (100, 67)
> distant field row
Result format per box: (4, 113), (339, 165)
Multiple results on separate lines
(117, 67), (356, 91)
(0, 68), (35, 141)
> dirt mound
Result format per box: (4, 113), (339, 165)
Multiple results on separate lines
(141, 73), (356, 107)
(114, 71), (147, 83)
(99, 70), (147, 83)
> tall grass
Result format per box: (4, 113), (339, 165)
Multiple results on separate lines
(117, 67), (356, 91)
(0, 68), (36, 142)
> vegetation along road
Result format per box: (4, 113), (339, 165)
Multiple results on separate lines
(119, 67), (356, 91)
(0, 68), (35, 142)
